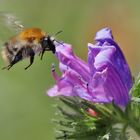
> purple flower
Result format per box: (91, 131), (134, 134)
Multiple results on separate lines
(47, 28), (133, 107)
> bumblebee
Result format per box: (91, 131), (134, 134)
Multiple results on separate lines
(2, 28), (61, 70)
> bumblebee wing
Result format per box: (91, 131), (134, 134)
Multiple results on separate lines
(0, 12), (24, 33)
(0, 13), (25, 63)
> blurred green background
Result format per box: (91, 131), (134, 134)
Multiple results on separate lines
(0, 0), (140, 140)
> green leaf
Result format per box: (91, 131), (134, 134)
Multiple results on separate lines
(55, 97), (140, 139)
(130, 73), (140, 97)
(59, 97), (83, 114)
(55, 97), (114, 139)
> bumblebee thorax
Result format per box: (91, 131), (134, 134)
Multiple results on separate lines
(19, 28), (46, 42)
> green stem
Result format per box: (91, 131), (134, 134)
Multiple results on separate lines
(120, 123), (128, 139)
(129, 120), (140, 137)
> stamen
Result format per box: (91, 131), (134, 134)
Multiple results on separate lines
(51, 63), (55, 72)
(86, 83), (90, 93)
(79, 76), (88, 87)
(78, 76), (90, 93)
(51, 63), (60, 81)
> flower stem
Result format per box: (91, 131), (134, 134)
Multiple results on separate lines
(129, 120), (140, 137)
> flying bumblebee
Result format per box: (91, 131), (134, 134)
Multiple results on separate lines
(1, 13), (62, 70)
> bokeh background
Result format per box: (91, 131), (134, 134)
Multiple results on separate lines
(0, 0), (140, 140)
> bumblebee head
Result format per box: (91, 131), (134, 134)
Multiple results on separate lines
(40, 31), (63, 54)
(40, 36), (56, 54)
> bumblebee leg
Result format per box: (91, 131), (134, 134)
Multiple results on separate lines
(40, 48), (45, 60)
(24, 56), (34, 70)
(2, 50), (23, 70)
(2, 64), (12, 70)
(24, 48), (35, 70)
(2, 59), (19, 70)
(40, 47), (52, 60)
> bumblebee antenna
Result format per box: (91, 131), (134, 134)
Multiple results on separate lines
(52, 30), (64, 46)
(54, 30), (63, 36)
(51, 30), (64, 46)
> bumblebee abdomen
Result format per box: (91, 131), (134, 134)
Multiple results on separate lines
(1, 44), (13, 63)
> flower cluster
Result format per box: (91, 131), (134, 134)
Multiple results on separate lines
(47, 28), (133, 108)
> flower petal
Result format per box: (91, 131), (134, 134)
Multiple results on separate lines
(47, 28), (132, 108)
(94, 28), (133, 91)
(88, 66), (130, 107)
(55, 43), (90, 82)
(95, 27), (114, 41)
(48, 85), (74, 97)
(48, 65), (85, 97)
(88, 43), (116, 76)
